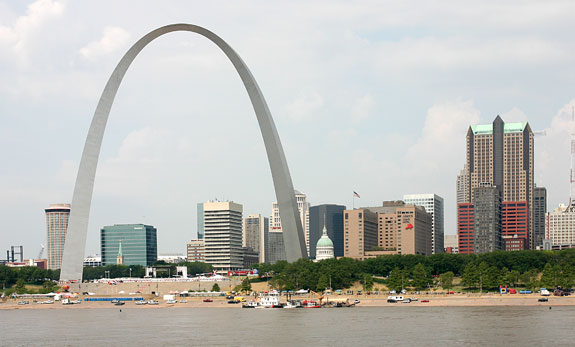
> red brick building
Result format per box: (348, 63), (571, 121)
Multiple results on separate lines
(501, 201), (529, 250)
(457, 203), (475, 254)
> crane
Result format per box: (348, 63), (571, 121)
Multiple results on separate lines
(37, 244), (45, 259)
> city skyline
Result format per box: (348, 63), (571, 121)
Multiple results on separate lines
(3, 0), (575, 257)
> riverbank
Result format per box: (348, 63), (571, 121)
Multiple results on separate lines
(1, 294), (573, 310)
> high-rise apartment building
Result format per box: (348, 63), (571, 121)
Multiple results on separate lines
(186, 239), (205, 263)
(309, 204), (345, 259)
(533, 187), (547, 249)
(457, 203), (474, 254)
(458, 116), (534, 252)
(545, 204), (575, 247)
(100, 224), (157, 266)
(473, 186), (502, 253)
(403, 194), (444, 254)
(270, 190), (310, 258)
(243, 214), (269, 263)
(266, 230), (286, 264)
(45, 203), (71, 270)
(203, 201), (244, 273)
(343, 209), (378, 260)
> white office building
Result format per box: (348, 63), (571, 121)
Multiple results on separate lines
(545, 204), (575, 246)
(403, 194), (445, 254)
(270, 190), (310, 257)
(202, 201), (244, 273)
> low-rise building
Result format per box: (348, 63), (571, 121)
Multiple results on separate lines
(186, 239), (205, 263)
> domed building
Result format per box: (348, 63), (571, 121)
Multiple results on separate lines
(315, 224), (335, 261)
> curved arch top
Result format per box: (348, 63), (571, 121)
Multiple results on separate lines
(60, 24), (306, 281)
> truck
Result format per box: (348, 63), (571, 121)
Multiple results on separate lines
(387, 295), (404, 303)
(540, 288), (550, 296)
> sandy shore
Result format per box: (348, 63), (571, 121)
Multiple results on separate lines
(1, 294), (572, 310)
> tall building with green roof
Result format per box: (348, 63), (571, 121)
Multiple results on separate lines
(101, 224), (157, 266)
(458, 115), (535, 251)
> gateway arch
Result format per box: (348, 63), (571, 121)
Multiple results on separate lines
(60, 24), (307, 282)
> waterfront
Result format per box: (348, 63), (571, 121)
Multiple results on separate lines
(1, 306), (574, 346)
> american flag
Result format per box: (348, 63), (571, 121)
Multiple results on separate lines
(353, 191), (361, 198)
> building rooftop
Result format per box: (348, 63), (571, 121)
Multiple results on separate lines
(470, 122), (528, 135)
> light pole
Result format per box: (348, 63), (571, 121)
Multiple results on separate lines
(129, 268), (132, 279)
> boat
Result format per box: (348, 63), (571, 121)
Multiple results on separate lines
(284, 300), (303, 308)
(203, 299), (213, 303)
(135, 300), (147, 305)
(17, 301), (29, 305)
(303, 300), (321, 308)
(111, 299), (119, 304)
(259, 290), (283, 308)
(242, 301), (259, 308)
(147, 300), (159, 305)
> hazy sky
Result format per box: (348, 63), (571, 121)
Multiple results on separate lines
(2, 0), (575, 258)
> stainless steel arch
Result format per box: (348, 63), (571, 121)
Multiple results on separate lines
(60, 24), (306, 282)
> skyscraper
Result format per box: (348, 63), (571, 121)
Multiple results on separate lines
(545, 204), (575, 247)
(243, 214), (269, 263)
(203, 201), (244, 272)
(100, 224), (157, 266)
(197, 203), (205, 239)
(309, 204), (345, 258)
(403, 194), (444, 254)
(270, 190), (310, 258)
(186, 239), (205, 262)
(45, 203), (71, 270)
(343, 209), (378, 260)
(473, 185), (502, 253)
(533, 187), (547, 248)
(458, 116), (534, 251)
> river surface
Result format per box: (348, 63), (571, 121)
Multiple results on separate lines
(1, 306), (573, 346)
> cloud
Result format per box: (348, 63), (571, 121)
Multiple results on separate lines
(501, 107), (528, 122)
(536, 100), (575, 209)
(0, 0), (64, 63)
(351, 94), (375, 123)
(80, 26), (131, 61)
(285, 90), (324, 122)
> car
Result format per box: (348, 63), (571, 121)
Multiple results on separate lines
(354, 299), (360, 304)
(538, 297), (549, 302)
(389, 290), (397, 295)
(421, 300), (430, 303)
(410, 297), (418, 302)
(203, 299), (213, 302)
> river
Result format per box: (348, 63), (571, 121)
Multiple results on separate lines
(1, 306), (573, 346)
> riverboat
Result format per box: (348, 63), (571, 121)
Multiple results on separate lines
(303, 300), (321, 308)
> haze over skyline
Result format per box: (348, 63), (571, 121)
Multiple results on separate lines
(2, 0), (575, 257)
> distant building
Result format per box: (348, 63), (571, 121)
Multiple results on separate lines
(271, 190), (310, 257)
(366, 201), (433, 257)
(343, 209), (378, 260)
(501, 201), (528, 251)
(157, 253), (186, 263)
(197, 203), (205, 239)
(186, 239), (205, 263)
(116, 241), (124, 265)
(403, 194), (444, 254)
(309, 204), (345, 259)
(242, 247), (259, 268)
(84, 255), (102, 267)
(533, 187), (547, 249)
(266, 230), (286, 264)
(473, 185), (502, 254)
(243, 214), (269, 263)
(203, 201), (244, 273)
(457, 203), (474, 254)
(545, 204), (575, 247)
(45, 203), (71, 270)
(456, 166), (469, 204)
(100, 224), (157, 266)
(444, 234), (459, 254)
(315, 224), (335, 261)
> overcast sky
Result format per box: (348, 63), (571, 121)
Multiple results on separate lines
(1, 0), (575, 258)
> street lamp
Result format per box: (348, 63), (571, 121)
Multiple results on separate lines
(129, 268), (132, 279)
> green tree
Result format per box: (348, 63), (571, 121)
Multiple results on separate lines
(14, 279), (26, 294)
(440, 272), (454, 290)
(477, 262), (490, 293)
(485, 265), (501, 289)
(521, 269), (539, 291)
(506, 270), (521, 288)
(316, 274), (329, 292)
(386, 267), (406, 292)
(462, 263), (479, 289)
(362, 274), (374, 292)
(241, 277), (252, 292)
(412, 263), (430, 290)
(211, 283), (220, 292)
(540, 263), (556, 288)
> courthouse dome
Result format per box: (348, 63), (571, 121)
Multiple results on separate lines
(315, 225), (335, 261)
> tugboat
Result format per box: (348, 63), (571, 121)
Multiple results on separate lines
(303, 300), (321, 308)
(242, 301), (259, 308)
(259, 290), (283, 308)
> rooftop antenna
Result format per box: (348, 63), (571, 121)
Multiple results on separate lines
(569, 105), (575, 212)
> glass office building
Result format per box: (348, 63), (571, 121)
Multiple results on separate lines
(100, 224), (157, 266)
